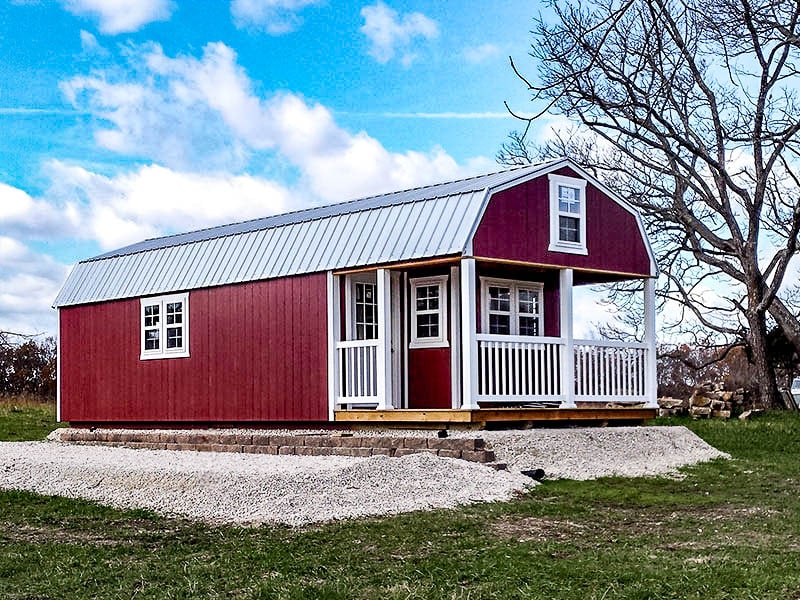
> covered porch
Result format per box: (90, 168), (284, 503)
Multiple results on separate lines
(326, 257), (658, 422)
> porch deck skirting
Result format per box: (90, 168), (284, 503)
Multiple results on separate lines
(335, 335), (651, 407)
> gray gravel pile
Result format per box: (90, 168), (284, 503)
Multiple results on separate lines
(0, 426), (727, 525)
(479, 426), (729, 480)
(0, 442), (531, 525)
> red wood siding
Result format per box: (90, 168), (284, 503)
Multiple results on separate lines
(473, 167), (652, 276)
(408, 348), (451, 409)
(59, 274), (329, 423)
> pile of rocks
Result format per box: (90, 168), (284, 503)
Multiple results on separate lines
(658, 382), (747, 419)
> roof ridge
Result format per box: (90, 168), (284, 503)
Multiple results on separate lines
(84, 161), (549, 263)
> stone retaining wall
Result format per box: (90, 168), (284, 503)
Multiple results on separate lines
(55, 429), (500, 465)
(658, 382), (746, 419)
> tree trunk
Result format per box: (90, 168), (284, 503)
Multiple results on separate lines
(747, 310), (779, 407)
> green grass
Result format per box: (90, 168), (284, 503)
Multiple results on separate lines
(1, 406), (799, 599)
(0, 397), (57, 441)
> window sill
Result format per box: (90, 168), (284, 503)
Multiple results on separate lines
(548, 242), (588, 255)
(140, 351), (191, 361)
(409, 340), (449, 350)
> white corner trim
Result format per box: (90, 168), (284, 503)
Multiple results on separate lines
(460, 258), (479, 409)
(449, 265), (462, 409)
(56, 307), (61, 423)
(326, 272), (339, 421)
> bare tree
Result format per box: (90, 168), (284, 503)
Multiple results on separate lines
(506, 0), (800, 405)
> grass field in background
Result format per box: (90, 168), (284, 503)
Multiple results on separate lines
(0, 400), (798, 599)
(0, 396), (56, 441)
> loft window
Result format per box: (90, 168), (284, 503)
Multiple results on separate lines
(140, 293), (189, 360)
(410, 276), (448, 348)
(549, 174), (588, 254)
(481, 278), (544, 337)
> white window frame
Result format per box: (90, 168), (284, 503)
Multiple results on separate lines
(344, 272), (379, 341)
(480, 277), (544, 337)
(140, 292), (190, 360)
(409, 275), (449, 349)
(548, 173), (588, 255)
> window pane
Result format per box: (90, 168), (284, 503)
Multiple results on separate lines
(145, 329), (160, 350)
(488, 287), (510, 312)
(519, 316), (539, 336)
(416, 285), (439, 311)
(166, 327), (182, 349)
(489, 314), (510, 335)
(354, 282), (378, 340)
(144, 304), (159, 327)
(426, 291), (439, 310)
(518, 289), (538, 315)
(559, 216), (580, 242)
(416, 313), (439, 339)
(559, 185), (576, 200)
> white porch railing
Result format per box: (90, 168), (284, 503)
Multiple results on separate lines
(336, 335), (650, 407)
(335, 339), (380, 404)
(476, 334), (563, 401)
(573, 339), (648, 401)
(475, 334), (649, 405)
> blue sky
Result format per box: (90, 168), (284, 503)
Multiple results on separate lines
(0, 0), (562, 336)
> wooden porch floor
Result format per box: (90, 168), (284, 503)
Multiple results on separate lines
(334, 407), (657, 428)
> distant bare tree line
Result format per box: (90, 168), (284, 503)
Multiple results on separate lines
(0, 331), (56, 400)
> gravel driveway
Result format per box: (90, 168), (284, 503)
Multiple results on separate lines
(0, 426), (726, 526)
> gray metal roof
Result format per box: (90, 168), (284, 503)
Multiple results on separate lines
(55, 160), (563, 307)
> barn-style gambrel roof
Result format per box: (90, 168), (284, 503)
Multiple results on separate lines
(54, 158), (655, 307)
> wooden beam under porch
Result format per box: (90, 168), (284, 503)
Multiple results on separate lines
(334, 407), (657, 429)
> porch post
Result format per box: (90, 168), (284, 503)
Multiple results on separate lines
(559, 268), (576, 408)
(644, 277), (658, 408)
(450, 265), (462, 409)
(460, 258), (479, 409)
(326, 272), (340, 421)
(376, 268), (393, 410)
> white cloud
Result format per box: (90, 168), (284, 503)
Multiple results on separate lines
(60, 0), (175, 34)
(0, 238), (68, 335)
(61, 42), (479, 204)
(360, 1), (438, 65)
(231, 0), (322, 34)
(79, 29), (107, 55)
(462, 43), (499, 64)
(44, 161), (294, 249)
(0, 182), (80, 239)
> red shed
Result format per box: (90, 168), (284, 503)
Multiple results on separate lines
(54, 158), (658, 427)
